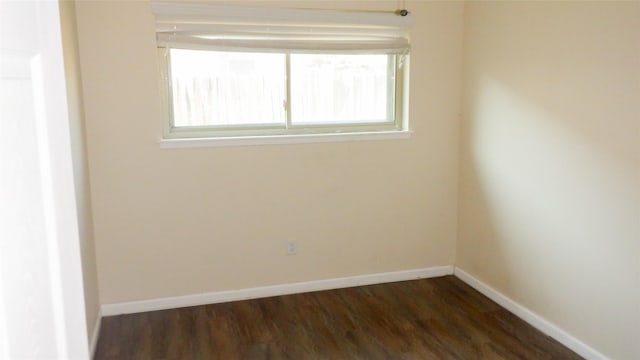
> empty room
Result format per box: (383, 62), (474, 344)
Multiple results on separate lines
(1, 0), (638, 359)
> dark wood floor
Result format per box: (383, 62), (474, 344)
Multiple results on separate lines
(95, 276), (582, 359)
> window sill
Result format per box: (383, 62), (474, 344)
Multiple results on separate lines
(159, 130), (412, 149)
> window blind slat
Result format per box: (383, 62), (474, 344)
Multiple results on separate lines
(151, 2), (411, 53)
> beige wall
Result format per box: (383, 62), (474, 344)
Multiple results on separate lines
(72, 0), (640, 356)
(458, 2), (640, 359)
(58, 0), (101, 347)
(75, 1), (464, 304)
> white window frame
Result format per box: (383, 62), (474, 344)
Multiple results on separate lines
(153, 2), (412, 146)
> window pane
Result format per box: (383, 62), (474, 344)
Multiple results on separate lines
(169, 49), (286, 127)
(290, 54), (392, 125)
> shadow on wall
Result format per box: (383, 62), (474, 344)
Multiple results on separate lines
(463, 72), (637, 289)
(458, 3), (639, 358)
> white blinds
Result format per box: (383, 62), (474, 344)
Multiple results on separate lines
(151, 2), (412, 54)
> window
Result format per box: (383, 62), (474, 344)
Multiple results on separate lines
(168, 50), (286, 128)
(153, 2), (412, 141)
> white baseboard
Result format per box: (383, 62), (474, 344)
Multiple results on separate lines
(453, 267), (608, 360)
(89, 310), (101, 359)
(101, 266), (453, 316)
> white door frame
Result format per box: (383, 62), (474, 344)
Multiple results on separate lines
(0, 1), (90, 359)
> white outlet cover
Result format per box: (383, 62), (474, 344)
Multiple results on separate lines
(287, 240), (297, 255)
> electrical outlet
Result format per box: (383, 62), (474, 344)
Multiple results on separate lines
(287, 240), (297, 255)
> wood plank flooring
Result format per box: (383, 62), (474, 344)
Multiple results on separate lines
(95, 276), (582, 359)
